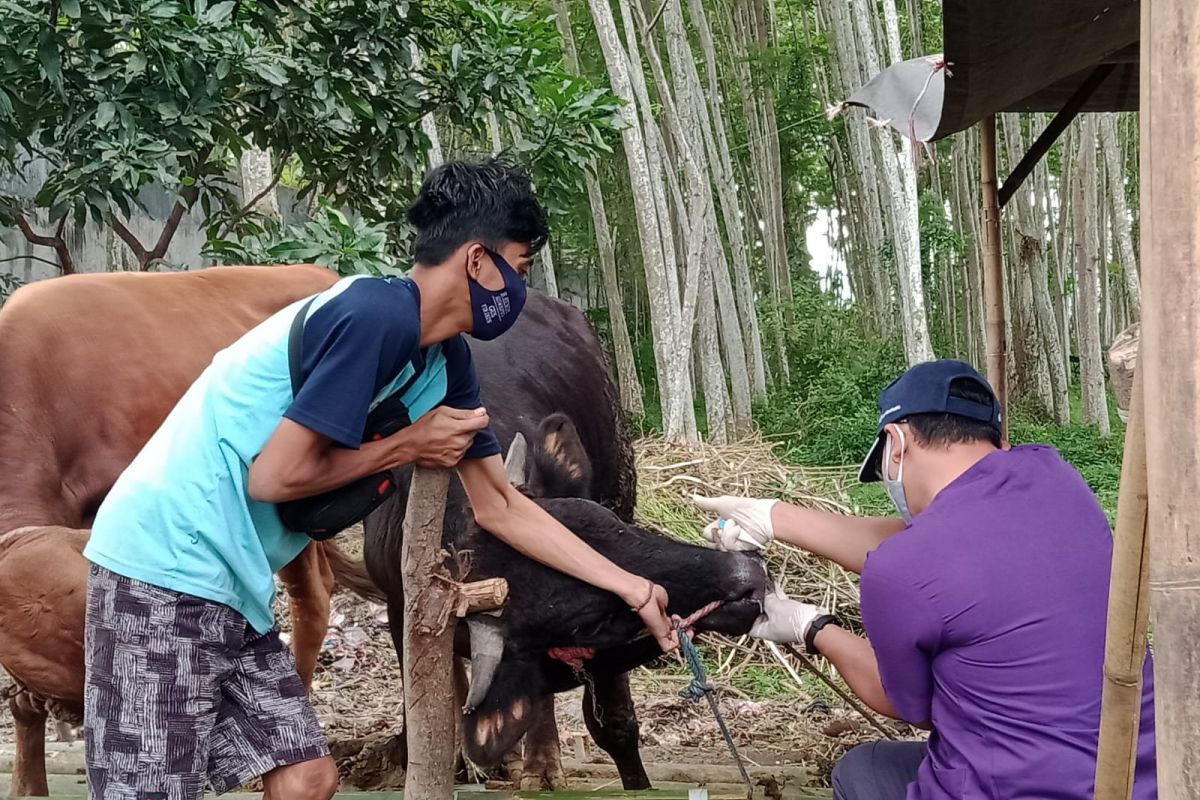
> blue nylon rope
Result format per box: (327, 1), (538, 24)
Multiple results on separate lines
(673, 619), (755, 799)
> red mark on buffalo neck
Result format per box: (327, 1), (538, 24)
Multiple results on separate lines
(548, 646), (596, 672)
(545, 601), (724, 671)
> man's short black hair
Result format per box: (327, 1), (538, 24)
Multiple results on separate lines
(906, 377), (1003, 449)
(406, 158), (549, 264)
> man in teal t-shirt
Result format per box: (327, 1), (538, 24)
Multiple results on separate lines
(83, 160), (678, 800)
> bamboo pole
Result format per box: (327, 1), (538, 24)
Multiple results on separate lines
(401, 467), (456, 800)
(1142, 0), (1200, 792)
(980, 116), (1008, 436)
(1094, 359), (1149, 800)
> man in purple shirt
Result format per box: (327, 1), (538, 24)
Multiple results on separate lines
(696, 360), (1156, 799)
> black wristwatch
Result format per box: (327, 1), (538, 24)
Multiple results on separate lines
(805, 614), (841, 656)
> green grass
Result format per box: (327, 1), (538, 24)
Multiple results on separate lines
(754, 380), (1127, 520)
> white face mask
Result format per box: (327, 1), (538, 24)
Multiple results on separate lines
(882, 427), (912, 523)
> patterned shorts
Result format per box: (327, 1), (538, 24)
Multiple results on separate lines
(84, 564), (329, 799)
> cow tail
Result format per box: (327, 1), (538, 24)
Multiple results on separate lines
(322, 540), (387, 604)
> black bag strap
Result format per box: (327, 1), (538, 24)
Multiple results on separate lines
(288, 297), (317, 397)
(288, 294), (425, 419)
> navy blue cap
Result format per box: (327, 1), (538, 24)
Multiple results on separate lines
(858, 359), (1001, 483)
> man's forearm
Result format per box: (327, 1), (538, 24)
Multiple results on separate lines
(812, 625), (902, 719)
(249, 423), (420, 502)
(285, 436), (416, 497)
(771, 504), (904, 573)
(479, 490), (645, 603)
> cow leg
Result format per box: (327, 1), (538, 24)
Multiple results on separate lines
(583, 672), (650, 790)
(518, 694), (566, 791)
(278, 542), (335, 689)
(501, 746), (525, 786)
(384, 598), (410, 770)
(55, 720), (77, 743)
(10, 693), (49, 797)
(454, 658), (471, 782)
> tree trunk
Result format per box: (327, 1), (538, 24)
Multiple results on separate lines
(980, 117), (1010, 427)
(1034, 144), (1071, 423)
(620, 0), (699, 353)
(410, 44), (445, 166)
(820, 0), (894, 335)
(538, 242), (561, 299)
(587, 0), (695, 441)
(880, 0), (934, 363)
(239, 147), (281, 219)
(697, 264), (732, 443)
(1054, 128), (1076, 386)
(849, 0), (934, 364)
(727, 0), (790, 383)
(804, 2), (886, 333)
(575, 179), (643, 413)
(904, 0), (924, 55)
(488, 111), (504, 156)
(1097, 157), (1112, 345)
(687, 0), (767, 398)
(656, 0), (752, 435)
(947, 247), (960, 356)
(747, 0), (791, 306)
(1002, 115), (1057, 416)
(952, 136), (985, 367)
(503, 121), (562, 299)
(1037, 127), (1069, 396)
(1073, 118), (1111, 436)
(401, 467), (456, 800)
(1099, 113), (1141, 319)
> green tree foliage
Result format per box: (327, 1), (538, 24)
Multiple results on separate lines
(0, 0), (620, 268)
(0, 273), (24, 307)
(204, 202), (399, 276)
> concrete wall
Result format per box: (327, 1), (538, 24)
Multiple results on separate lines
(1, 158), (310, 282)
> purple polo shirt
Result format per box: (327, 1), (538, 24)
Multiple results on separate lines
(861, 444), (1156, 799)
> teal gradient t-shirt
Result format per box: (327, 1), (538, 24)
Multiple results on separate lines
(85, 275), (499, 632)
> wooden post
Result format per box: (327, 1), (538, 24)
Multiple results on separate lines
(1142, 1), (1200, 793)
(1094, 359), (1150, 800)
(980, 115), (1008, 437)
(401, 466), (457, 800)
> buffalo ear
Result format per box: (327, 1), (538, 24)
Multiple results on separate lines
(461, 659), (546, 766)
(527, 414), (593, 499)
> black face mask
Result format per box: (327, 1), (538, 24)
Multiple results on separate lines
(468, 247), (527, 341)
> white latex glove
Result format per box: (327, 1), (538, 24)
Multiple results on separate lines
(693, 494), (779, 552)
(749, 586), (829, 644)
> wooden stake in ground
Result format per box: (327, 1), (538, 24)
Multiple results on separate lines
(1094, 360), (1150, 800)
(1141, 1), (1200, 792)
(979, 116), (1008, 437)
(401, 467), (456, 800)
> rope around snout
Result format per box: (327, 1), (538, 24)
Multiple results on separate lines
(673, 618), (755, 800)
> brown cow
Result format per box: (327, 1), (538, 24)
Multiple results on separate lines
(0, 266), (383, 797)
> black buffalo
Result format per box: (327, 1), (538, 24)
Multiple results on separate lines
(364, 294), (768, 789)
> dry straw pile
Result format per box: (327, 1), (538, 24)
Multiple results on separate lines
(634, 434), (864, 628)
(631, 434), (913, 746)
